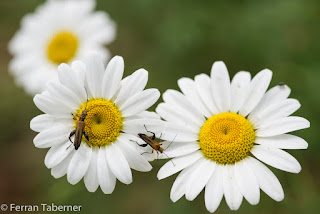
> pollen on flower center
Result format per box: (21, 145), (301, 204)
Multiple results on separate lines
(199, 112), (255, 165)
(75, 99), (122, 147)
(47, 31), (78, 64)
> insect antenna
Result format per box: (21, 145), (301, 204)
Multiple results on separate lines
(162, 151), (176, 167)
(163, 134), (177, 151)
(83, 86), (89, 110)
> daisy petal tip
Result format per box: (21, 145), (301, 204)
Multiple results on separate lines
(29, 117), (37, 131)
(170, 193), (181, 203)
(260, 68), (273, 76)
(134, 68), (148, 76)
(211, 61), (228, 75)
(302, 141), (309, 149)
(110, 55), (124, 65)
(293, 164), (302, 174)
(58, 63), (70, 71)
(157, 172), (165, 180)
(67, 177), (78, 186)
(212, 61), (227, 68)
(85, 187), (98, 193)
(274, 192), (285, 202)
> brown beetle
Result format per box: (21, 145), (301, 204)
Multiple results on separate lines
(138, 133), (164, 153)
(69, 110), (89, 150)
(68, 87), (89, 150)
(137, 126), (176, 166)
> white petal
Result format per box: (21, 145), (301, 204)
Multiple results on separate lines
(210, 61), (231, 112)
(102, 56), (124, 99)
(33, 125), (72, 148)
(31, 114), (53, 132)
(47, 81), (82, 111)
(160, 122), (199, 143)
(185, 159), (215, 201)
(124, 110), (161, 121)
(255, 134), (308, 149)
(51, 151), (75, 179)
(156, 103), (200, 130)
(105, 143), (132, 184)
(250, 84), (291, 117)
(230, 71), (251, 113)
(67, 144), (92, 185)
(34, 92), (73, 117)
(115, 69), (148, 106)
(84, 54), (105, 98)
(120, 89), (160, 117)
(251, 145), (301, 173)
(30, 114), (70, 132)
(235, 159), (260, 205)
(178, 78), (212, 118)
(239, 69), (272, 117)
(256, 116), (310, 137)
(250, 99), (301, 126)
(84, 148), (99, 192)
(170, 160), (200, 202)
(122, 119), (165, 138)
(117, 135), (152, 172)
(157, 151), (203, 180)
(246, 157), (284, 201)
(161, 89), (206, 125)
(132, 110), (161, 120)
(223, 165), (243, 210)
(194, 74), (220, 115)
(97, 147), (116, 194)
(58, 63), (87, 102)
(45, 141), (74, 168)
(205, 165), (224, 213)
(156, 141), (200, 159)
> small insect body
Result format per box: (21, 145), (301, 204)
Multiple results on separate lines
(136, 125), (176, 166)
(138, 133), (164, 153)
(68, 87), (90, 150)
(278, 82), (286, 87)
(69, 110), (89, 150)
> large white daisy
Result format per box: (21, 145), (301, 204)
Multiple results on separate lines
(9, 0), (116, 95)
(156, 61), (310, 212)
(30, 54), (162, 193)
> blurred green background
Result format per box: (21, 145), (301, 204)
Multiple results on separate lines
(0, 0), (319, 213)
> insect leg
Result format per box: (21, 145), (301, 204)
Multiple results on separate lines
(129, 139), (148, 147)
(66, 144), (72, 150)
(71, 113), (76, 120)
(144, 125), (156, 140)
(141, 151), (153, 155)
(69, 130), (76, 143)
(84, 132), (89, 141)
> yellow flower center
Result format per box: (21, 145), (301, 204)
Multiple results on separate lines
(74, 99), (122, 147)
(199, 112), (255, 165)
(47, 31), (78, 64)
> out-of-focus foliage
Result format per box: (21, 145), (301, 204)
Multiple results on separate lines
(0, 0), (319, 213)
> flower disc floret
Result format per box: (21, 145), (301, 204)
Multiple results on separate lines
(47, 31), (78, 64)
(199, 112), (255, 164)
(75, 98), (122, 147)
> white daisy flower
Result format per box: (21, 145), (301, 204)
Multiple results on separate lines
(30, 54), (162, 193)
(156, 61), (310, 212)
(9, 0), (116, 95)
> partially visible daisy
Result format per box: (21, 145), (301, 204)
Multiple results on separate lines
(9, 0), (116, 95)
(156, 61), (310, 212)
(30, 54), (163, 193)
